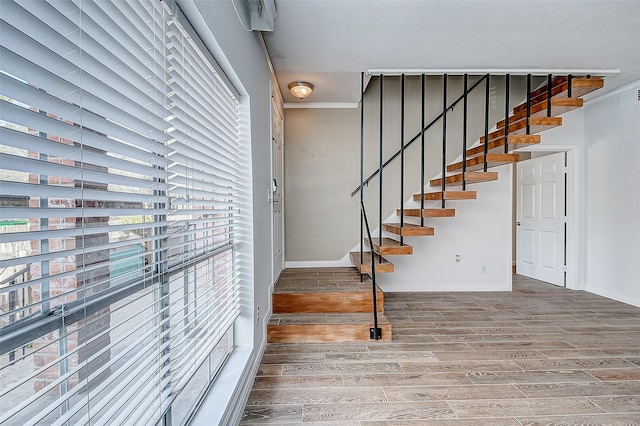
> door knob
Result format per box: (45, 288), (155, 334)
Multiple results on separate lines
(515, 222), (521, 226)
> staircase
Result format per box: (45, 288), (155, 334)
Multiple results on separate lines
(267, 267), (392, 343)
(350, 76), (603, 286)
(268, 74), (604, 344)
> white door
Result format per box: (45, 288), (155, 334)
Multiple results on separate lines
(271, 97), (284, 283)
(516, 152), (566, 286)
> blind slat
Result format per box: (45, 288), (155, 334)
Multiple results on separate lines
(0, 1), (243, 424)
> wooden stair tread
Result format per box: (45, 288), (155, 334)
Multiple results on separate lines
(365, 237), (413, 255)
(466, 134), (540, 158)
(430, 171), (498, 187)
(397, 208), (456, 218)
(273, 267), (373, 294)
(480, 117), (562, 144)
(496, 97), (583, 129)
(513, 77), (604, 115)
(447, 153), (520, 172)
(413, 190), (477, 201)
(268, 313), (392, 343)
(383, 222), (435, 236)
(350, 251), (394, 273)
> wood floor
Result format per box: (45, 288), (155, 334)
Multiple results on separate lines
(242, 272), (640, 424)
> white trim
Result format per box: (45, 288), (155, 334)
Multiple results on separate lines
(367, 68), (621, 76)
(192, 340), (266, 426)
(587, 286), (640, 309)
(285, 253), (353, 268)
(284, 102), (359, 109)
(585, 79), (640, 105)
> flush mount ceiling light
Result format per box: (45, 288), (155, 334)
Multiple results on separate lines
(288, 81), (314, 99)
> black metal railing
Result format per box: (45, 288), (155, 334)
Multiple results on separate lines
(360, 201), (382, 340)
(351, 74), (489, 197)
(355, 72), (591, 339)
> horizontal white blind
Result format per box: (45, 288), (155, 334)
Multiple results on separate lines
(0, 1), (242, 424)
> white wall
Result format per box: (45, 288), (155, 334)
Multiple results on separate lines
(583, 82), (640, 307)
(524, 81), (640, 307)
(176, 0), (275, 424)
(376, 164), (513, 292)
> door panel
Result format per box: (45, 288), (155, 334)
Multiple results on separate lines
(271, 97), (284, 283)
(516, 152), (566, 286)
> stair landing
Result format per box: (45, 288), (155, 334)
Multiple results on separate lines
(268, 268), (391, 343)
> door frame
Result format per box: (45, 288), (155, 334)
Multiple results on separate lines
(514, 145), (581, 290)
(270, 91), (285, 285)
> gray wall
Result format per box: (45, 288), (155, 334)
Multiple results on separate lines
(285, 75), (531, 261)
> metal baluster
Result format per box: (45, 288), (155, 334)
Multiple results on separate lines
(547, 74), (552, 117)
(484, 74), (490, 172)
(441, 74), (447, 208)
(462, 74), (468, 190)
(378, 74), (383, 261)
(360, 72), (365, 279)
(420, 74), (426, 226)
(526, 73), (532, 135)
(504, 74), (510, 153)
(568, 74), (573, 98)
(400, 74), (405, 245)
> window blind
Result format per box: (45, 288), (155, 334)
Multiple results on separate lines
(0, 1), (243, 424)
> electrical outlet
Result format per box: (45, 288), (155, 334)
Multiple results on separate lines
(455, 254), (461, 265)
(481, 264), (487, 273)
(256, 306), (260, 325)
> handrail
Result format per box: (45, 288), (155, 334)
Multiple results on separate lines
(360, 201), (381, 340)
(350, 74), (488, 197)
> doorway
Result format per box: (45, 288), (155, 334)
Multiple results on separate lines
(515, 151), (568, 287)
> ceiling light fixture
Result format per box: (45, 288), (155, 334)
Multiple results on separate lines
(288, 81), (314, 99)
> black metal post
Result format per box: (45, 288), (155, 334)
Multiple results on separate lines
(547, 74), (552, 117)
(378, 74), (383, 260)
(400, 74), (405, 245)
(420, 74), (426, 226)
(441, 74), (447, 208)
(484, 74), (490, 172)
(504, 74), (510, 153)
(360, 72), (365, 280)
(462, 74), (468, 190)
(361, 201), (381, 340)
(526, 73), (532, 134)
(568, 74), (573, 98)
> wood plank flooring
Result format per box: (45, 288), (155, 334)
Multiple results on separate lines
(242, 273), (640, 424)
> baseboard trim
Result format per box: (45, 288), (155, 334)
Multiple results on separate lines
(285, 254), (353, 269)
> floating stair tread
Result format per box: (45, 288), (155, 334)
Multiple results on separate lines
(365, 237), (413, 255)
(350, 251), (394, 274)
(397, 208), (456, 218)
(268, 313), (392, 343)
(480, 117), (562, 144)
(497, 97), (583, 129)
(430, 171), (498, 187)
(413, 190), (477, 201)
(466, 134), (541, 158)
(447, 153), (520, 172)
(383, 222), (435, 236)
(513, 77), (604, 115)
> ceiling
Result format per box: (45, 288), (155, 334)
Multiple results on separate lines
(259, 0), (640, 106)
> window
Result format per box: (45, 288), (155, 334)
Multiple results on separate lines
(0, 1), (245, 424)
